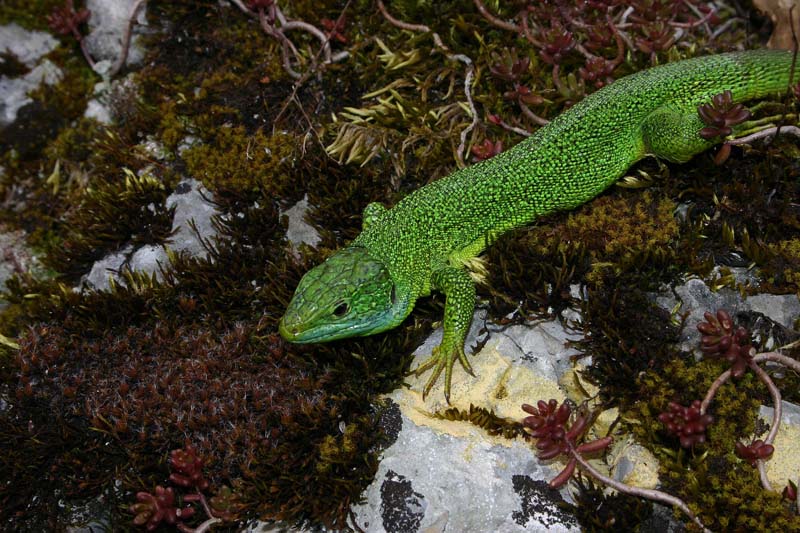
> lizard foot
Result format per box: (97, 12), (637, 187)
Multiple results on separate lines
(414, 343), (475, 402)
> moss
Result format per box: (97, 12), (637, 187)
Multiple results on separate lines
(0, 0), (798, 530)
(0, 51), (29, 77)
(0, 167), (438, 528)
(43, 116), (103, 163)
(41, 169), (175, 278)
(182, 126), (297, 198)
(29, 46), (97, 119)
(623, 356), (800, 531)
(763, 237), (800, 292)
(575, 285), (683, 406)
(526, 191), (680, 286)
(569, 475), (653, 531)
(660, 111), (800, 290)
(0, 45), (95, 166)
(433, 403), (527, 439)
(0, 0), (64, 29)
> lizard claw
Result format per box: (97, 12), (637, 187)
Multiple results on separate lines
(414, 344), (472, 403)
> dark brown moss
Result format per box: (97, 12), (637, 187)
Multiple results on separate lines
(42, 170), (175, 278)
(574, 285), (683, 407)
(0, 0), (65, 30)
(568, 475), (653, 531)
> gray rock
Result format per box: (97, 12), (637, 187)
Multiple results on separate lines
(760, 400), (800, 429)
(0, 228), (38, 296)
(0, 24), (61, 126)
(83, 179), (220, 291)
(282, 195), (321, 250)
(488, 315), (580, 383)
(656, 276), (800, 352)
(164, 178), (219, 256)
(352, 404), (579, 533)
(84, 0), (148, 70)
(83, 244), (133, 292)
(0, 23), (59, 67)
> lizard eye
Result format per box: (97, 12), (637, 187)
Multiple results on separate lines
(332, 301), (349, 317)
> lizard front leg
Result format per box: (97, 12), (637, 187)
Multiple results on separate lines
(414, 266), (476, 402)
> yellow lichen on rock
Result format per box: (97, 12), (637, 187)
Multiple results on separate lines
(392, 342), (566, 446)
(763, 409), (800, 490)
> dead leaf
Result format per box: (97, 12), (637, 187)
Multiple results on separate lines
(754, 0), (800, 50)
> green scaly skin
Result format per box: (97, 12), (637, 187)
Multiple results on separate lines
(279, 50), (795, 402)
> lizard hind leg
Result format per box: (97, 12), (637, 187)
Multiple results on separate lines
(641, 105), (716, 163)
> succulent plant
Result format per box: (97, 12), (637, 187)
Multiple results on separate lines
(657, 400), (714, 448)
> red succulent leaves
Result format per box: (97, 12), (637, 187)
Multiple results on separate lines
(522, 400), (612, 488)
(658, 400), (713, 448)
(246, 0), (274, 10)
(578, 57), (616, 88)
(523, 399), (573, 459)
(490, 49), (530, 82)
(130, 486), (195, 531)
(735, 439), (774, 466)
(697, 90), (751, 140)
(169, 444), (210, 491)
(129, 444), (219, 531)
(697, 309), (754, 378)
(784, 480), (798, 501)
(208, 485), (245, 522)
(635, 22), (674, 54)
(539, 25), (575, 65)
(503, 84), (544, 106)
(321, 16), (347, 43)
(471, 139), (504, 162)
(48, 0), (90, 40)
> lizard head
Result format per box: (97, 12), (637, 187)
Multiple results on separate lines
(279, 246), (408, 343)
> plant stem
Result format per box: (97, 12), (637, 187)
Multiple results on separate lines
(568, 444), (711, 533)
(109, 0), (147, 77)
(376, 0), (478, 168)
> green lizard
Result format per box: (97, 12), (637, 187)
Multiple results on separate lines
(279, 50), (794, 401)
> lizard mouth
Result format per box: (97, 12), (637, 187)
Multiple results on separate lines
(278, 313), (367, 343)
(277, 316), (301, 341)
(278, 303), (403, 344)
(277, 313), (329, 343)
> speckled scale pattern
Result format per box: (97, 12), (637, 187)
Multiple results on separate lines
(354, 50), (794, 297)
(284, 50), (793, 400)
(279, 246), (397, 341)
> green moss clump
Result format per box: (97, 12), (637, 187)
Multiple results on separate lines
(43, 116), (102, 163)
(182, 127), (296, 197)
(625, 356), (800, 531)
(0, 0), (65, 29)
(527, 191), (679, 286)
(762, 237), (800, 291)
(29, 47), (97, 118)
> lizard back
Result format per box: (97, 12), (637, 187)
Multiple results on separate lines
(353, 50), (793, 295)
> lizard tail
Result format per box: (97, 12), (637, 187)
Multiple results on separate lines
(730, 49), (796, 101)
